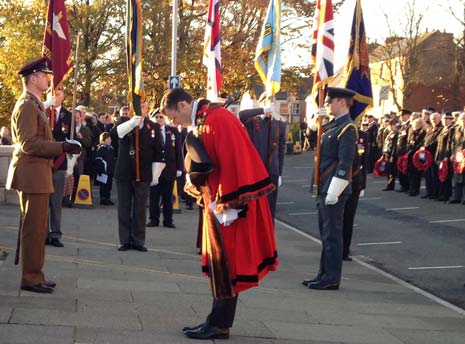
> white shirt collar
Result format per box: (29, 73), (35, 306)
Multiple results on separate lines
(191, 101), (198, 127)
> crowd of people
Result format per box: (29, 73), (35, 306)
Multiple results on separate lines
(7, 55), (465, 341)
(363, 108), (465, 204)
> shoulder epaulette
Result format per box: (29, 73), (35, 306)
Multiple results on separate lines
(337, 122), (358, 140)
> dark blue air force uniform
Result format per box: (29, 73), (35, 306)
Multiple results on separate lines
(315, 113), (357, 285)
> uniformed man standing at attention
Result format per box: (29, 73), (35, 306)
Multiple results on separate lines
(6, 57), (81, 294)
(395, 109), (412, 192)
(111, 101), (165, 252)
(302, 87), (357, 290)
(239, 105), (286, 221)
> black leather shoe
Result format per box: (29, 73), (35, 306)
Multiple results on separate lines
(449, 200), (460, 204)
(302, 278), (319, 286)
(182, 322), (206, 332)
(50, 238), (64, 247)
(343, 256), (353, 261)
(421, 194), (430, 199)
(164, 223), (176, 228)
(21, 284), (54, 294)
(45, 238), (51, 245)
(44, 281), (56, 288)
(118, 243), (132, 251)
(183, 323), (229, 340)
(132, 244), (148, 252)
(146, 221), (159, 227)
(308, 281), (339, 290)
(382, 187), (393, 191)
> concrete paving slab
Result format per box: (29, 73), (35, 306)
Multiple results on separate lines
(10, 308), (141, 330)
(0, 296), (75, 312)
(0, 324), (74, 344)
(75, 327), (201, 344)
(387, 328), (465, 344)
(266, 320), (405, 343)
(2, 196), (465, 343)
(77, 277), (180, 293)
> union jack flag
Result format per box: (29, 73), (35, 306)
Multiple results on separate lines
(310, 0), (334, 104)
(203, 0), (222, 101)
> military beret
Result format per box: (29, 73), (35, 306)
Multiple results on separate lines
(18, 57), (53, 77)
(366, 113), (375, 118)
(399, 109), (412, 115)
(442, 112), (454, 119)
(382, 116), (390, 122)
(326, 87), (356, 100)
(389, 117), (398, 125)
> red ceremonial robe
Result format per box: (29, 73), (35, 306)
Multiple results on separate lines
(200, 106), (279, 295)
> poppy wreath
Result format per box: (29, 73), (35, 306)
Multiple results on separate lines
(452, 150), (465, 174)
(412, 148), (433, 172)
(438, 159), (449, 182)
(396, 153), (409, 175)
(374, 156), (388, 176)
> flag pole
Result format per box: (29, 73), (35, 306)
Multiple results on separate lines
(70, 32), (80, 141)
(313, 86), (324, 197)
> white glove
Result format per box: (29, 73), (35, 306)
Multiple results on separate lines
(278, 176), (282, 187)
(209, 202), (239, 227)
(176, 170), (182, 178)
(116, 116), (142, 138)
(43, 94), (56, 109)
(150, 162), (166, 186)
(65, 154), (79, 177)
(263, 105), (272, 114)
(325, 176), (349, 206)
(317, 107), (327, 117)
(309, 113), (319, 131)
(359, 189), (365, 197)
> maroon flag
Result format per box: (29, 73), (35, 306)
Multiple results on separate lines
(42, 0), (72, 89)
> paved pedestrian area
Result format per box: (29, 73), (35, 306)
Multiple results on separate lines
(0, 200), (464, 343)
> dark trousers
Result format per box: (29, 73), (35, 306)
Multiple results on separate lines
(438, 173), (453, 201)
(408, 160), (422, 196)
(149, 176), (175, 225)
(267, 174), (279, 221)
(343, 189), (360, 258)
(316, 195), (348, 284)
(49, 170), (66, 239)
(398, 172), (409, 191)
(206, 295), (238, 328)
(99, 175), (113, 201)
(386, 162), (397, 190)
(116, 179), (150, 246)
(424, 165), (439, 197)
(453, 177), (465, 201)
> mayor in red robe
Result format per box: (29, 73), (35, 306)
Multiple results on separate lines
(161, 88), (278, 340)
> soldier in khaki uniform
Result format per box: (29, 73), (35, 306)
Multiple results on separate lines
(6, 57), (81, 294)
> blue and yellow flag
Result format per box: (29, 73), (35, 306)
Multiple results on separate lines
(255, 0), (281, 99)
(343, 0), (373, 123)
(126, 0), (145, 116)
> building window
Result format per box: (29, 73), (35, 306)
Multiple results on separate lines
(291, 102), (300, 115)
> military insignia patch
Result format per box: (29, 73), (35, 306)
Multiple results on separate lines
(337, 170), (346, 177)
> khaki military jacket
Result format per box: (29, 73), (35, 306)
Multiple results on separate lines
(6, 91), (63, 193)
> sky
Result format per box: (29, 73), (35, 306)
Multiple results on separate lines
(284, 0), (465, 69)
